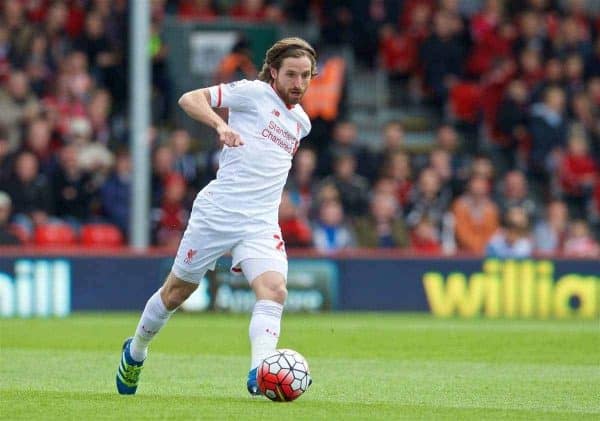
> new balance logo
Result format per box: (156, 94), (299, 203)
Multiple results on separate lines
(271, 109), (281, 117)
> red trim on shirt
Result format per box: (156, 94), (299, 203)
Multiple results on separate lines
(217, 84), (222, 107)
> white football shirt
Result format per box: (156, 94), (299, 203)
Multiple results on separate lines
(203, 79), (311, 225)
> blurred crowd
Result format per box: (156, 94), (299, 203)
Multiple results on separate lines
(0, 0), (599, 258)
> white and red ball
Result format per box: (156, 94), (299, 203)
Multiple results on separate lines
(257, 349), (311, 402)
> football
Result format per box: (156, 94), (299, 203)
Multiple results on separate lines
(257, 349), (312, 402)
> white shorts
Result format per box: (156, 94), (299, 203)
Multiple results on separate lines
(171, 197), (287, 284)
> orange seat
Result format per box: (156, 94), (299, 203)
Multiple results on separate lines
(80, 223), (124, 247)
(34, 224), (77, 246)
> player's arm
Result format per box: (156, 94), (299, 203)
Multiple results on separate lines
(178, 88), (244, 147)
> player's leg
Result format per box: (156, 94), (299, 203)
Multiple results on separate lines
(116, 196), (231, 395)
(116, 272), (201, 395)
(129, 273), (199, 361)
(241, 258), (288, 395)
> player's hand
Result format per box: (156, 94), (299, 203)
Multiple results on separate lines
(216, 124), (244, 147)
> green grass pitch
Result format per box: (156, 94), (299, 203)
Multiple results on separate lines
(1, 313), (598, 420)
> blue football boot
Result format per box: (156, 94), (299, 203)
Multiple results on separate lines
(116, 338), (144, 395)
(247, 367), (261, 396)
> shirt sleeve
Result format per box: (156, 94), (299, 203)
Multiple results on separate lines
(207, 79), (256, 111)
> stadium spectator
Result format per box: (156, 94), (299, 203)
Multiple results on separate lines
(101, 150), (131, 237)
(405, 167), (451, 237)
(467, 155), (495, 191)
(495, 79), (530, 171)
(44, 1), (72, 60)
(452, 175), (500, 254)
(24, 31), (54, 97)
(169, 129), (200, 190)
(533, 199), (569, 254)
(380, 150), (413, 208)
(312, 199), (356, 253)
(52, 144), (97, 226)
(23, 118), (57, 178)
(569, 91), (600, 153)
(320, 3), (355, 48)
(67, 115), (114, 183)
(512, 10), (552, 59)
(154, 173), (188, 247)
(496, 170), (538, 220)
(73, 11), (121, 102)
(528, 85), (568, 184)
(0, 151), (54, 234)
(87, 88), (113, 146)
(0, 191), (21, 245)
(486, 206), (533, 258)
(420, 10), (465, 111)
(518, 48), (545, 90)
(318, 120), (371, 178)
(3, 0), (35, 67)
(380, 2), (431, 106)
(410, 216), (442, 254)
(319, 152), (369, 218)
(0, 70), (41, 150)
(42, 71), (87, 140)
(151, 145), (176, 208)
(554, 16), (592, 60)
(311, 181), (340, 218)
(427, 149), (456, 198)
(530, 57), (564, 103)
(562, 219), (600, 257)
(278, 189), (312, 248)
(434, 123), (468, 176)
(466, 1), (511, 77)
(287, 147), (318, 219)
(300, 53), (346, 152)
(355, 192), (408, 249)
(563, 54), (586, 101)
(370, 121), (405, 182)
(558, 134), (597, 218)
(213, 37), (257, 84)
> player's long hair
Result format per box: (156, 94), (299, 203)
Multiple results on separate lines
(258, 37), (317, 83)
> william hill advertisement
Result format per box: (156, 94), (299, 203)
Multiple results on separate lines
(423, 259), (599, 319)
(335, 257), (600, 319)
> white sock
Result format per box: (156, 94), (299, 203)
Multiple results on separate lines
(249, 299), (283, 369)
(130, 288), (175, 362)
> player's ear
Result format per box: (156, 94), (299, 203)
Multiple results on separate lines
(269, 66), (277, 81)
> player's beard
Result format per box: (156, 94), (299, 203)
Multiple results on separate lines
(274, 79), (305, 105)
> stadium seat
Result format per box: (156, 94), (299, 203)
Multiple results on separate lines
(34, 224), (77, 246)
(80, 223), (124, 247)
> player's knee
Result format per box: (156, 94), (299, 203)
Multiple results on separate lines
(252, 271), (287, 304)
(266, 279), (287, 304)
(161, 275), (198, 310)
(162, 289), (186, 310)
